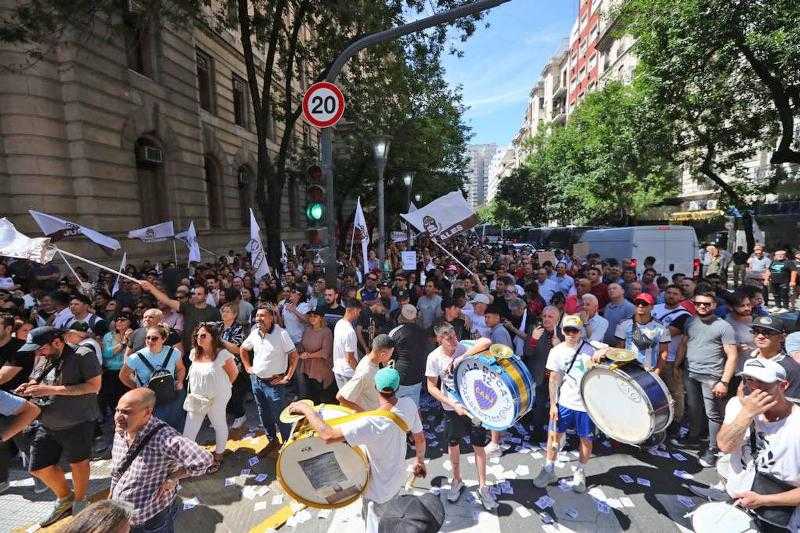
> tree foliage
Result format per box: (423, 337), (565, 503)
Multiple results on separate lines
(493, 81), (677, 228)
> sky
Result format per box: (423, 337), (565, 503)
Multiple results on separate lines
(442, 1), (578, 147)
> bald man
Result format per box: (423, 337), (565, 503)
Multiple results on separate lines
(110, 389), (211, 532)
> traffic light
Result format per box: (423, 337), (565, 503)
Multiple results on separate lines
(305, 165), (325, 228)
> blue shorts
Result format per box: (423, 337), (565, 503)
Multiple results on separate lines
(556, 405), (595, 439)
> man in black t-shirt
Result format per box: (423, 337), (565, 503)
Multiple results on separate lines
(731, 246), (749, 287)
(318, 287), (345, 330)
(764, 249), (796, 310)
(0, 314), (31, 392)
(388, 305), (432, 407)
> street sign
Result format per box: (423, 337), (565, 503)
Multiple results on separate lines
(302, 82), (345, 128)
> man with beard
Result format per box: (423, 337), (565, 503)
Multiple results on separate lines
(319, 287), (345, 330)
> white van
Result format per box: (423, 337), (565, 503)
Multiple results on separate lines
(577, 226), (700, 277)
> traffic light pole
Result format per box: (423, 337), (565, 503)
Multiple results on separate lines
(321, 0), (512, 286)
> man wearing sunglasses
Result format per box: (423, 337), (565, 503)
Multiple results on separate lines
(614, 293), (669, 374)
(744, 316), (800, 399)
(675, 290), (738, 467)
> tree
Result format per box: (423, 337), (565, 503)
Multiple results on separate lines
(1, 0), (486, 265)
(619, 0), (800, 249)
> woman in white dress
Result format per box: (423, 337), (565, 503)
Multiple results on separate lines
(182, 322), (238, 474)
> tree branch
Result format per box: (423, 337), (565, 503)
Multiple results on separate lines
(236, 0), (264, 137)
(278, 0), (310, 170)
(260, 0), (288, 125)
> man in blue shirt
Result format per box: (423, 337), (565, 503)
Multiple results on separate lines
(602, 283), (635, 346)
(484, 304), (513, 348)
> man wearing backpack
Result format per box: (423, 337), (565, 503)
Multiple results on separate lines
(120, 325), (186, 432)
(13, 326), (102, 526)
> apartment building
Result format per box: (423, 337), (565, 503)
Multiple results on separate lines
(466, 144), (498, 208)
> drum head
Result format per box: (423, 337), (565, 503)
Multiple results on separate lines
(692, 502), (757, 533)
(580, 366), (653, 444)
(489, 343), (514, 359)
(277, 405), (369, 509)
(455, 356), (527, 430)
(605, 348), (637, 363)
(279, 399), (314, 424)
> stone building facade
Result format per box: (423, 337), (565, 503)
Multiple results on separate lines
(0, 4), (315, 265)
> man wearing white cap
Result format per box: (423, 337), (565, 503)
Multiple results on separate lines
(464, 293), (491, 337)
(533, 315), (607, 493)
(717, 358), (800, 531)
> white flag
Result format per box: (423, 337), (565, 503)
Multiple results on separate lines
(0, 218), (56, 264)
(186, 222), (201, 265)
(112, 252), (127, 295)
(353, 197), (370, 275)
(400, 191), (478, 241)
(409, 201), (418, 212)
(128, 221), (174, 243)
(29, 210), (120, 252)
(281, 241), (288, 264)
(248, 209), (270, 280)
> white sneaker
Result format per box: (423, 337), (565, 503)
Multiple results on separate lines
(484, 442), (502, 458)
(447, 479), (465, 502)
(533, 465), (557, 488)
(571, 469), (586, 493)
(478, 485), (499, 511)
(231, 415), (247, 429)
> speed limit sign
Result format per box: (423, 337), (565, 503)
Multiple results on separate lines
(302, 82), (346, 128)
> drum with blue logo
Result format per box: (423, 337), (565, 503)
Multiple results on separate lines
(453, 344), (535, 431)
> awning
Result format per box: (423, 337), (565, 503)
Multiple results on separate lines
(669, 209), (723, 222)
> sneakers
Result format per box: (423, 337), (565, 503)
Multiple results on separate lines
(571, 469), (586, 493)
(533, 465), (557, 488)
(0, 481), (9, 494)
(72, 498), (90, 515)
(478, 485), (499, 511)
(484, 442), (502, 458)
(670, 436), (701, 449)
(231, 415), (248, 429)
(699, 450), (718, 468)
(40, 493), (74, 527)
(33, 478), (49, 494)
(447, 479), (465, 502)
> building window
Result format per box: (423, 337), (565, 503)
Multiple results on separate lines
(233, 74), (248, 127)
(196, 49), (215, 113)
(135, 137), (168, 225)
(204, 155), (223, 228)
(237, 166), (252, 227)
(125, 17), (153, 77)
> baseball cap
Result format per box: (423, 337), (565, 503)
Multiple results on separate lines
(395, 289), (411, 301)
(375, 367), (401, 392)
(752, 315), (785, 334)
(446, 264), (458, 272)
(19, 326), (64, 352)
(306, 308), (324, 317)
(561, 314), (584, 331)
(739, 358), (787, 383)
(471, 294), (491, 306)
(633, 293), (655, 306)
(400, 304), (417, 321)
(378, 493), (445, 533)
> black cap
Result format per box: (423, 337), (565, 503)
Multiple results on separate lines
(18, 326), (64, 352)
(306, 307), (325, 317)
(395, 289), (411, 301)
(378, 493), (445, 533)
(753, 315), (785, 334)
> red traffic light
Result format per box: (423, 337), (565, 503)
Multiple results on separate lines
(308, 165), (322, 181)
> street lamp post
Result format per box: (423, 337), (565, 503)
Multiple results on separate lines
(320, 0), (513, 285)
(403, 172), (414, 244)
(373, 138), (391, 264)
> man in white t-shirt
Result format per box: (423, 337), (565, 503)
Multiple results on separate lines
(332, 300), (362, 389)
(337, 334), (395, 412)
(534, 315), (607, 493)
(425, 323), (498, 510)
(717, 358), (800, 531)
(288, 368), (426, 533)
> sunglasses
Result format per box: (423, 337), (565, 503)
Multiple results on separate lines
(634, 301), (651, 307)
(145, 336), (162, 341)
(693, 301), (714, 307)
(563, 327), (581, 334)
(751, 327), (780, 337)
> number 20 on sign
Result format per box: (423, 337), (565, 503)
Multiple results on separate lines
(302, 82), (346, 129)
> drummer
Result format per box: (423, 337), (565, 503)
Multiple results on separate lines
(287, 368), (426, 533)
(424, 322), (498, 510)
(533, 315), (608, 493)
(612, 293), (670, 375)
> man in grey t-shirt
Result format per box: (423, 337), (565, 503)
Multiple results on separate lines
(675, 290), (737, 468)
(601, 283), (634, 346)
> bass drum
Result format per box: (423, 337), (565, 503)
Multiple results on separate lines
(276, 404), (369, 509)
(580, 362), (673, 445)
(454, 354), (534, 431)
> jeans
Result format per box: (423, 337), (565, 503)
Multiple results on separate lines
(662, 361), (685, 430)
(684, 372), (724, 451)
(250, 375), (290, 442)
(770, 282), (790, 309)
(300, 375), (326, 405)
(227, 370), (251, 419)
(155, 389), (187, 433)
(732, 264), (746, 287)
(395, 383), (422, 407)
(131, 497), (179, 533)
(334, 373), (351, 390)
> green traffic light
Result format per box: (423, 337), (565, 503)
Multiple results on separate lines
(306, 202), (324, 221)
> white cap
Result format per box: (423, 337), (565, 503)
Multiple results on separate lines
(739, 358), (787, 384)
(471, 294), (491, 305)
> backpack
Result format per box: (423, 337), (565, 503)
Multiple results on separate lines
(137, 346), (177, 406)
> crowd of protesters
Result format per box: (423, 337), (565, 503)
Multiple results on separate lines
(0, 235), (799, 531)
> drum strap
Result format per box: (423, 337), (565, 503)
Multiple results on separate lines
(324, 409), (411, 434)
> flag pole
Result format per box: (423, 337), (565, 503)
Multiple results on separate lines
(53, 247), (139, 283)
(171, 239), (178, 265)
(349, 223), (356, 260)
(429, 237), (475, 277)
(56, 250), (84, 287)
